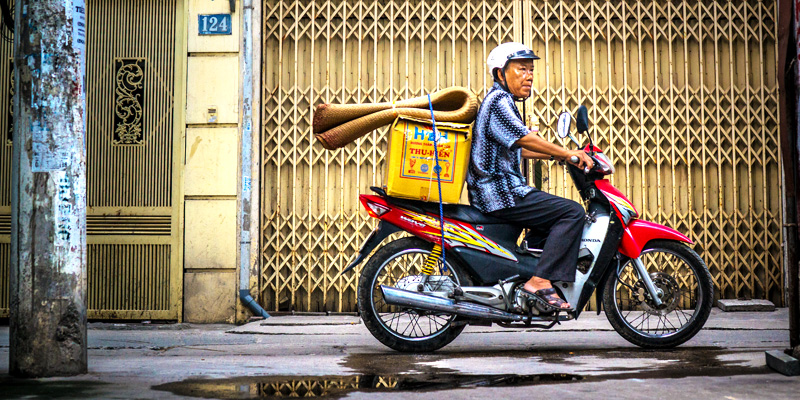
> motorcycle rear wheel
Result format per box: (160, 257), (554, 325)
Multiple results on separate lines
(357, 237), (472, 352)
(603, 240), (714, 348)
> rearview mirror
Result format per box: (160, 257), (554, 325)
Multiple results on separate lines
(556, 112), (572, 139)
(575, 105), (589, 133)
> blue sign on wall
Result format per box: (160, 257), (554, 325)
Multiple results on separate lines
(198, 14), (232, 35)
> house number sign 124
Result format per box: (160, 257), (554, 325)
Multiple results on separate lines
(198, 14), (232, 35)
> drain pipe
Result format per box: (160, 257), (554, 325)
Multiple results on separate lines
(238, 0), (269, 319)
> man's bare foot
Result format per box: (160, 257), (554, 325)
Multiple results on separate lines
(523, 276), (571, 309)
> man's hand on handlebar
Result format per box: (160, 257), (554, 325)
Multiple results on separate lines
(565, 150), (593, 170)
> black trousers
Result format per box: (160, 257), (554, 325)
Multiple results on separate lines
(488, 188), (584, 282)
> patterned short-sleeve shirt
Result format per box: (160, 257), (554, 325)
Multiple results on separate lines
(466, 83), (533, 213)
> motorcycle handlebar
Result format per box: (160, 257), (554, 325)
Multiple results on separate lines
(567, 154), (595, 174)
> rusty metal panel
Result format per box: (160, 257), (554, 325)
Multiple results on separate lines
(0, 16), (12, 206)
(87, 0), (175, 208)
(0, 242), (7, 317)
(82, 0), (183, 320)
(260, 0), (518, 312)
(86, 214), (171, 235)
(0, 0), (185, 319)
(87, 244), (172, 318)
(0, 4), (13, 318)
(524, 0), (783, 304)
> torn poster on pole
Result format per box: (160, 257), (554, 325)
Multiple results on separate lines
(31, 120), (69, 172)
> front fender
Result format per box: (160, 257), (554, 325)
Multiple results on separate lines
(340, 221), (402, 275)
(618, 219), (692, 259)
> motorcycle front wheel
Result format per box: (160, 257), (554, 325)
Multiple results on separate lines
(603, 240), (714, 348)
(357, 237), (471, 352)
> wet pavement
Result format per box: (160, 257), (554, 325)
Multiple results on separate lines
(153, 373), (585, 398)
(0, 309), (798, 399)
(149, 347), (770, 399)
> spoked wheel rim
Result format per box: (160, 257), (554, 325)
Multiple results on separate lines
(613, 247), (704, 339)
(369, 248), (460, 342)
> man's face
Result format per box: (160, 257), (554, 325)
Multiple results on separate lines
(500, 59), (534, 99)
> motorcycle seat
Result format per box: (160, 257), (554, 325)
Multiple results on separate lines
(370, 186), (509, 225)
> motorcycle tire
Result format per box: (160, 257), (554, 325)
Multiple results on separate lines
(603, 239), (714, 349)
(357, 236), (472, 352)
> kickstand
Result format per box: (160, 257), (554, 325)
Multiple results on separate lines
(524, 299), (541, 326)
(525, 304), (533, 326)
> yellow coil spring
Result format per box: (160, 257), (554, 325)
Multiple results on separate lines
(421, 245), (442, 275)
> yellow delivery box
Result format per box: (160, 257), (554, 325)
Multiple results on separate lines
(384, 117), (472, 203)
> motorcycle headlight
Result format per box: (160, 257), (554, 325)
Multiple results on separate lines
(593, 153), (615, 175)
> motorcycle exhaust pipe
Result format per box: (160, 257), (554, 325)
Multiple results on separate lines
(380, 285), (526, 322)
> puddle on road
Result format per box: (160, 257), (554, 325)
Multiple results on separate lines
(153, 347), (772, 399)
(153, 373), (582, 399)
(338, 346), (768, 379)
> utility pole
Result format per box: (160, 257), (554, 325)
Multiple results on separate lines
(9, 0), (88, 377)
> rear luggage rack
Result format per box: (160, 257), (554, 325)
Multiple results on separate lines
(516, 240), (544, 257)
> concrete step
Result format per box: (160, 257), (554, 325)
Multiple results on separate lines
(717, 299), (776, 312)
(765, 350), (800, 376)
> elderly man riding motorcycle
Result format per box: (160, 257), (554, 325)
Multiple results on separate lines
(466, 42), (594, 312)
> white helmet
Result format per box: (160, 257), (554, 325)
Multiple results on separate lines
(486, 42), (540, 81)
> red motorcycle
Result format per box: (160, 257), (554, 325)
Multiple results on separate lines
(344, 106), (714, 352)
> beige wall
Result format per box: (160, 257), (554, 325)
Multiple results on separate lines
(183, 0), (241, 323)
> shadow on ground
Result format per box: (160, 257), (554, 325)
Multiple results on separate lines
(0, 379), (108, 399)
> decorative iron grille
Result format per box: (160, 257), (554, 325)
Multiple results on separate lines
(0, 36), (12, 204)
(6, 59), (12, 145)
(113, 58), (145, 145)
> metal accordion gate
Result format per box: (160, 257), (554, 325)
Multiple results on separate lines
(260, 0), (784, 312)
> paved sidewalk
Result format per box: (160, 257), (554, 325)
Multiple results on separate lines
(0, 308), (797, 399)
(227, 307), (791, 335)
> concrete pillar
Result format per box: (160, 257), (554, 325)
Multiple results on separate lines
(9, 0), (88, 377)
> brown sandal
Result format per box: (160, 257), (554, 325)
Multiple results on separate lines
(519, 287), (573, 313)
